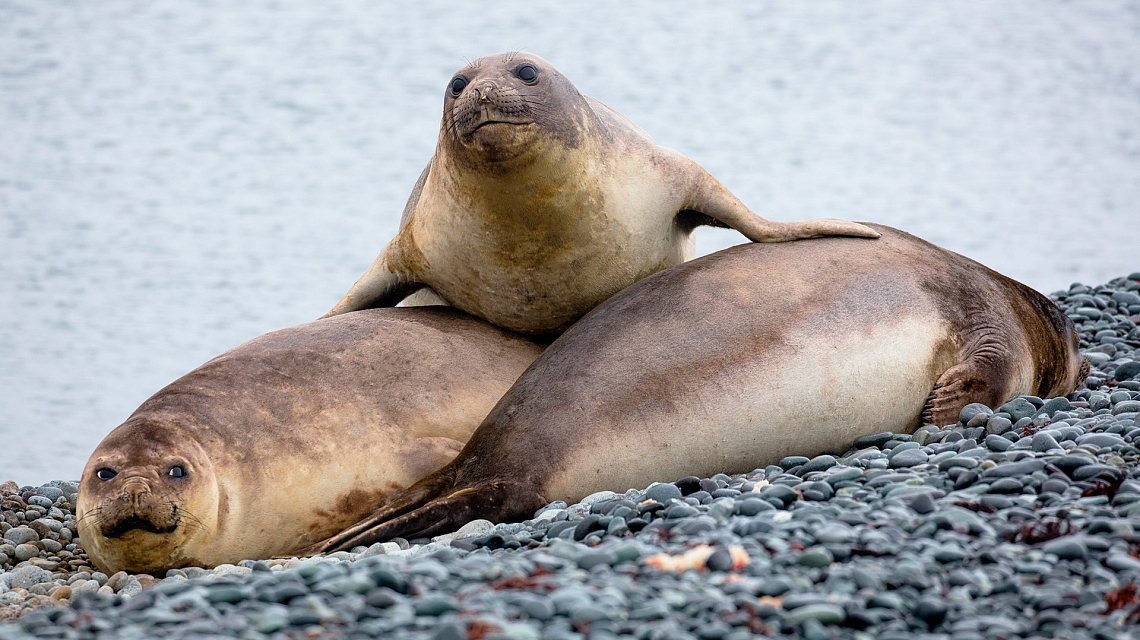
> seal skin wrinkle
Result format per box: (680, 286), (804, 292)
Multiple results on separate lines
(322, 52), (881, 335)
(75, 308), (544, 574)
(306, 225), (1088, 552)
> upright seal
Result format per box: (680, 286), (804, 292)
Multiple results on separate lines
(308, 225), (1088, 551)
(76, 308), (544, 574)
(324, 51), (879, 334)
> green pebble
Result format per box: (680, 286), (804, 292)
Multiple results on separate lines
(798, 547), (834, 568)
(785, 603), (846, 625)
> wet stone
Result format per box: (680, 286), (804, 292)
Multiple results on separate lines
(1032, 432), (1062, 452)
(645, 483), (682, 504)
(1042, 538), (1087, 560)
(1114, 361), (1140, 381)
(780, 456), (809, 470)
(960, 403), (993, 424)
(853, 432), (896, 449)
(785, 603), (846, 625)
(889, 448), (929, 468)
(801, 455), (838, 474)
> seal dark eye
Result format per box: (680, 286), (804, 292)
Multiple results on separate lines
(168, 466), (185, 479)
(449, 76), (468, 96)
(96, 468), (117, 481)
(515, 64), (539, 84)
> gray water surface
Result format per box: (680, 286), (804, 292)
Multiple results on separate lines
(2, 1), (1139, 484)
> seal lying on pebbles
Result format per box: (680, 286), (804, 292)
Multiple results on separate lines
(323, 51), (880, 334)
(308, 224), (1088, 550)
(76, 308), (544, 574)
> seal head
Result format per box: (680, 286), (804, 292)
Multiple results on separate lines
(443, 52), (587, 165)
(77, 420), (219, 575)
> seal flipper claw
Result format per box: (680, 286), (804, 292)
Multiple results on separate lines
(925, 357), (1010, 427)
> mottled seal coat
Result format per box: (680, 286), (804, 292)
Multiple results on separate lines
(309, 225), (1088, 551)
(324, 51), (879, 335)
(76, 308), (544, 574)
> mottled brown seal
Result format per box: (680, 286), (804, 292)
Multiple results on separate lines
(307, 225), (1088, 551)
(76, 308), (544, 574)
(323, 51), (880, 335)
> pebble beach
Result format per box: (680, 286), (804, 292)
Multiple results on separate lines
(1, 273), (1139, 638)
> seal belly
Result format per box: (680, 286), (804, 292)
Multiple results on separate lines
(542, 316), (956, 502)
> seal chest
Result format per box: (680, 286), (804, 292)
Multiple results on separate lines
(323, 51), (881, 334)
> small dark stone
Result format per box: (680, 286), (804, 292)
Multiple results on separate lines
(545, 521), (577, 539)
(674, 476), (701, 496)
(801, 455), (838, 474)
(626, 518), (648, 532)
(577, 552), (614, 570)
(573, 516), (603, 541)
(430, 622), (466, 640)
(955, 469), (980, 490)
(988, 478), (1025, 494)
(852, 432), (895, 449)
(1051, 455), (1094, 476)
(1114, 361), (1140, 381)
(664, 503), (700, 519)
(903, 492), (936, 514)
(1072, 464), (1123, 482)
(780, 456), (810, 470)
(915, 596), (948, 626)
(365, 588), (401, 608)
(706, 548), (734, 572)
(645, 483), (683, 504)
(982, 459), (1046, 478)
(960, 403), (993, 424)
(699, 478), (721, 493)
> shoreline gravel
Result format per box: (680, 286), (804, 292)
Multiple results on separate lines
(3, 272), (1140, 638)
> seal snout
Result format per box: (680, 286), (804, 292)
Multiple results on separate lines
(92, 473), (182, 539)
(474, 81), (497, 103)
(119, 477), (152, 508)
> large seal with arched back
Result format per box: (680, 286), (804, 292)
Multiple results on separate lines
(75, 308), (544, 574)
(307, 225), (1089, 551)
(323, 51), (879, 335)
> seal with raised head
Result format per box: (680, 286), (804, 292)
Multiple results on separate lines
(76, 308), (544, 574)
(323, 51), (880, 335)
(307, 224), (1088, 551)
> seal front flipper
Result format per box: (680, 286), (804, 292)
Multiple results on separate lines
(322, 243), (425, 318)
(675, 153), (881, 242)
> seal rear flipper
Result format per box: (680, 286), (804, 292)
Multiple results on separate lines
(298, 468), (458, 555)
(923, 358), (1013, 427)
(317, 481), (546, 553)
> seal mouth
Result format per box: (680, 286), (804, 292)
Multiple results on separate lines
(102, 515), (179, 539)
(466, 120), (526, 136)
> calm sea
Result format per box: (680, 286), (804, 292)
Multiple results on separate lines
(2, 1), (1138, 484)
